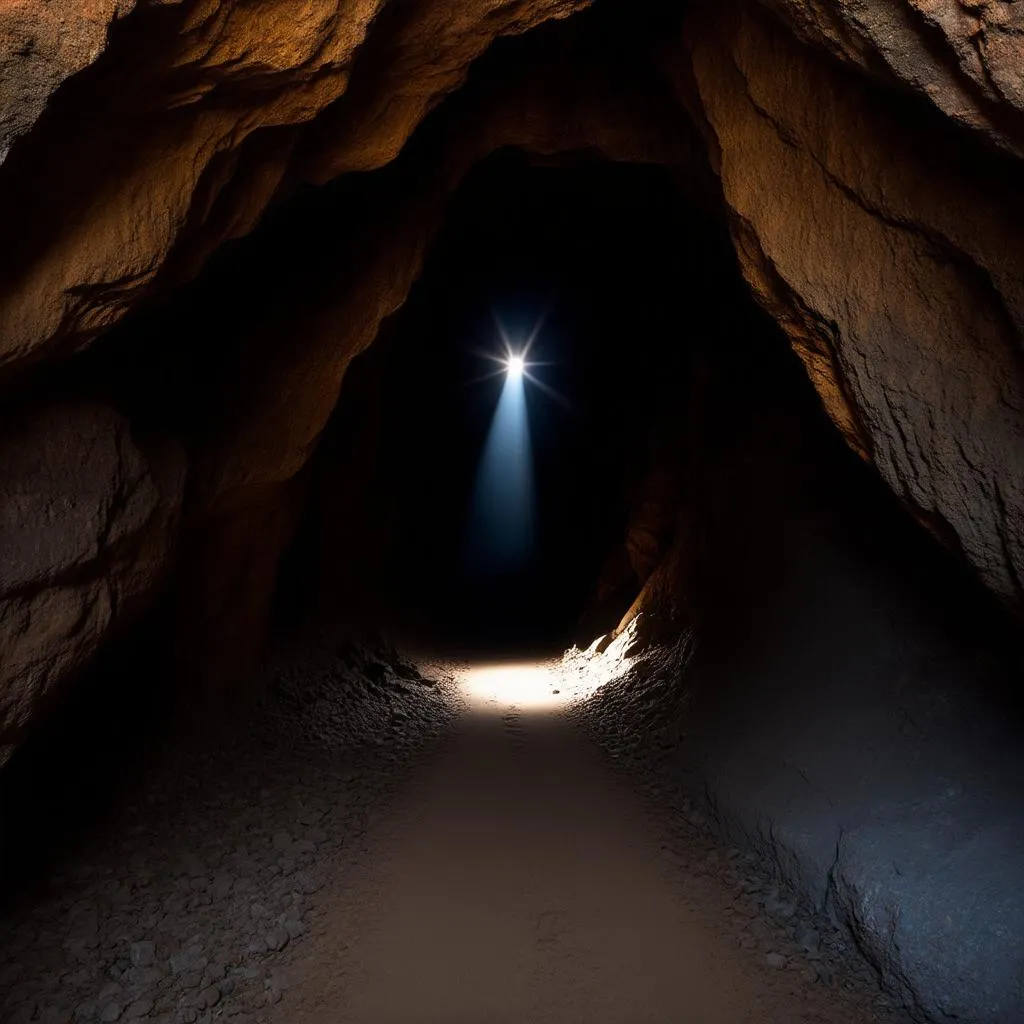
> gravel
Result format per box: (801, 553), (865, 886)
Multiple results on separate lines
(0, 634), (460, 1024)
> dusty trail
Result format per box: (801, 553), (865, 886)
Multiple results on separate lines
(0, 646), (908, 1023)
(272, 662), (899, 1024)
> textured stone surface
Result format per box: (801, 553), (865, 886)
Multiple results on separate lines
(677, 0), (1024, 610)
(0, 0), (134, 164)
(762, 0), (1024, 156)
(0, 404), (184, 760)
(0, 642), (459, 1024)
(0, 12), (1019, 1014)
(0, 1), (1019, 688)
(571, 326), (1024, 1023)
(0, 0), (588, 373)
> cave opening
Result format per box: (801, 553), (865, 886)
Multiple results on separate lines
(274, 150), (762, 656)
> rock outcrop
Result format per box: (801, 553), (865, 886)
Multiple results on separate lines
(675, 0), (1024, 610)
(0, 0), (1019, 765)
(761, 0), (1024, 157)
(0, 0), (133, 163)
(0, 0), (587, 372)
(0, 403), (184, 764)
(3, 0), (1018, 630)
(580, 315), (1024, 1024)
(0, 1), (1019, 669)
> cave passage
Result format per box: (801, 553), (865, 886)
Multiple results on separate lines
(0, 135), (932, 1024)
(0, 2), (1022, 1018)
(277, 152), (751, 656)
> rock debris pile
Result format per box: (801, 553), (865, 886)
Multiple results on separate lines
(0, 638), (459, 1024)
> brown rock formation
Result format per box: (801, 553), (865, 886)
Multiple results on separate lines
(674, 0), (1024, 607)
(0, 0), (587, 372)
(0, 0), (1020, 773)
(0, 0), (132, 163)
(761, 0), (1024, 156)
(0, 4), (1022, 1017)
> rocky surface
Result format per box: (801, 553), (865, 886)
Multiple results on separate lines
(0, 10), (1019, 1017)
(266, 656), (914, 1023)
(562, 306), (1024, 1024)
(0, 0), (1020, 757)
(565, 626), (1024, 1023)
(554, 634), (909, 1022)
(763, 0), (1024, 156)
(0, 0), (132, 165)
(0, 638), (460, 1024)
(0, 0), (588, 373)
(676, 0), (1024, 611)
(0, 1), (1018, 634)
(0, 403), (184, 764)
(0, 636), (922, 1024)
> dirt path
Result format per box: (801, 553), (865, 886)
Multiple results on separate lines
(271, 661), (904, 1024)
(0, 647), (908, 1024)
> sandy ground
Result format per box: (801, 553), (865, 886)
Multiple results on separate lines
(0, 644), (908, 1024)
(270, 659), (905, 1024)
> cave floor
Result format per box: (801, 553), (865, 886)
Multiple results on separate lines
(0, 649), (910, 1024)
(265, 659), (906, 1024)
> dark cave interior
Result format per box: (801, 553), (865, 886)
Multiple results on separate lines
(3, 129), (1017, 904)
(276, 152), (750, 652)
(0, 1), (1022, 1017)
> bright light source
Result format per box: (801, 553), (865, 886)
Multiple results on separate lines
(507, 354), (525, 379)
(461, 661), (563, 710)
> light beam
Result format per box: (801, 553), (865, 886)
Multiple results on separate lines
(465, 320), (539, 578)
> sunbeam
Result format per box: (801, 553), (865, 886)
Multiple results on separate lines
(464, 341), (536, 576)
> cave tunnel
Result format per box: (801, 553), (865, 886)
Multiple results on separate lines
(0, 0), (1023, 1021)
(276, 151), (749, 655)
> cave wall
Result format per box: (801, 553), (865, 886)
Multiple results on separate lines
(0, 403), (184, 765)
(0, 0), (1021, 762)
(674, 0), (1024, 611)
(630, 320), (1024, 1023)
(0, 9), (706, 747)
(0, 0), (589, 367)
(0, 3), (1021, 1016)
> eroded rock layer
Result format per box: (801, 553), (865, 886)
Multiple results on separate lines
(677, 0), (1024, 609)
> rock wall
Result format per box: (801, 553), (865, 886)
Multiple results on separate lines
(0, 4), (1021, 1016)
(0, 403), (184, 765)
(590, 318), (1024, 1023)
(674, 0), (1024, 611)
(684, 337), (1024, 1023)
(0, 0), (134, 163)
(0, 6), (696, 746)
(112, 21), (706, 700)
(0, 0), (1020, 774)
(759, 0), (1024, 157)
(0, 0), (587, 372)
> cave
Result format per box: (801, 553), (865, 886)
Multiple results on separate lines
(0, 0), (1022, 1021)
